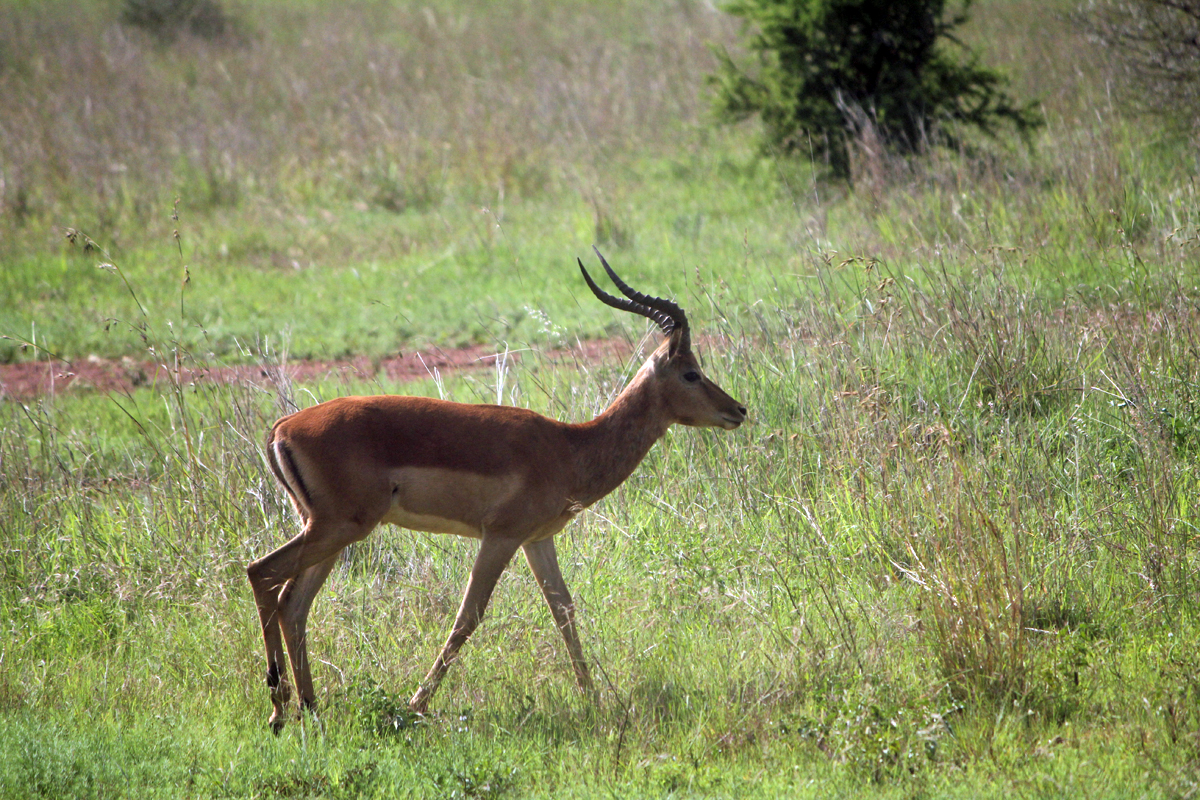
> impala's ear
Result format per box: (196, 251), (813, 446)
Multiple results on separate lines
(666, 325), (690, 358)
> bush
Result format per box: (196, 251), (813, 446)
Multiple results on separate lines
(1079, 0), (1200, 133)
(121, 0), (232, 42)
(710, 0), (1043, 178)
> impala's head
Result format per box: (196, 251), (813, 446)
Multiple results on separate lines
(579, 247), (747, 430)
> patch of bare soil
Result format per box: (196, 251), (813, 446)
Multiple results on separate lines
(0, 339), (636, 400)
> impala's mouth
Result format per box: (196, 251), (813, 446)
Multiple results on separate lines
(720, 414), (746, 430)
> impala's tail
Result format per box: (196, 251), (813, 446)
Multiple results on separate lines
(265, 419), (314, 521)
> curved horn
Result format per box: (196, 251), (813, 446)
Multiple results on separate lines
(580, 248), (691, 349)
(591, 246), (689, 337)
(579, 258), (676, 335)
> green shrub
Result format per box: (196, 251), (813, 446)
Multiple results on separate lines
(710, 0), (1043, 178)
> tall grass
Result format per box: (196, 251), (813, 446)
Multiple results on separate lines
(4, 0), (1197, 368)
(0, 0), (737, 249)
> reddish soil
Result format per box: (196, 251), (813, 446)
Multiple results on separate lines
(0, 339), (637, 400)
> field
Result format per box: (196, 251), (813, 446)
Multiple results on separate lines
(2, 0), (1200, 797)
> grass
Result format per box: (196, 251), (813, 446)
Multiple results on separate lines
(3, 0), (1200, 797)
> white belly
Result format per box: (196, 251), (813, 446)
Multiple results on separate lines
(381, 506), (481, 538)
(379, 466), (520, 539)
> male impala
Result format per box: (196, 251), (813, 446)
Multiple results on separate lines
(248, 248), (746, 732)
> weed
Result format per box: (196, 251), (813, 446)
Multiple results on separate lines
(339, 678), (424, 739)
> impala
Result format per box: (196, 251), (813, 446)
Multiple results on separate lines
(248, 247), (747, 732)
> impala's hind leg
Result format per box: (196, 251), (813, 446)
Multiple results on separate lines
(255, 429), (301, 730)
(248, 519), (368, 732)
(248, 557), (293, 732)
(279, 553), (339, 718)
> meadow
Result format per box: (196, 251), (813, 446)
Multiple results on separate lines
(2, 0), (1200, 797)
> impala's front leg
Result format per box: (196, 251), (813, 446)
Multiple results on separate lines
(523, 537), (596, 699)
(409, 535), (521, 713)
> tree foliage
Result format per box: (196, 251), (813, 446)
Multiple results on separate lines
(711, 0), (1042, 178)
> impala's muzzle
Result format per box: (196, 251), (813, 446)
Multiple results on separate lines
(720, 404), (748, 430)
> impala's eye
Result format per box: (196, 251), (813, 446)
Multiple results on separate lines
(683, 371), (702, 383)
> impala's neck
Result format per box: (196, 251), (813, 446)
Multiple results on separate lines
(568, 360), (672, 507)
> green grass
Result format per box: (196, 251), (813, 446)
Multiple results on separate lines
(4, 0), (1200, 797)
(1, 152), (803, 363)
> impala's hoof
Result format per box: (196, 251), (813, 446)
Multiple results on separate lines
(269, 713), (286, 735)
(408, 691), (430, 715)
